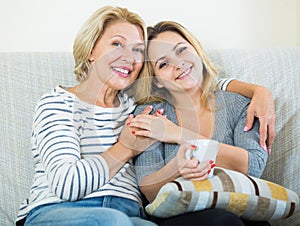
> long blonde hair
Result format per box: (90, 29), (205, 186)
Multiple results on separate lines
(73, 6), (147, 82)
(135, 21), (218, 109)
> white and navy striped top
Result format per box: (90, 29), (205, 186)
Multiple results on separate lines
(17, 85), (138, 222)
(17, 78), (234, 222)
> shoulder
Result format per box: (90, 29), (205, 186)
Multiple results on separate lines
(215, 90), (251, 122)
(215, 90), (250, 110)
(34, 85), (75, 119)
(39, 85), (72, 102)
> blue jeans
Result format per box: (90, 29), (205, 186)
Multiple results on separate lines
(24, 196), (157, 226)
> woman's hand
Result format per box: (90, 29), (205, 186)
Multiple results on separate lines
(176, 143), (215, 181)
(244, 86), (276, 154)
(118, 106), (156, 155)
(128, 108), (182, 143)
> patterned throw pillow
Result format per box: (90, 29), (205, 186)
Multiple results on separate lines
(146, 167), (299, 221)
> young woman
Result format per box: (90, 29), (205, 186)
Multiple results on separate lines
(129, 21), (270, 225)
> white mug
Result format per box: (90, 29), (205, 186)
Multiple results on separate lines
(185, 139), (219, 178)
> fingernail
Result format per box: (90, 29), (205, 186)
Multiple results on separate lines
(211, 164), (216, 168)
(157, 108), (164, 114)
(207, 169), (211, 174)
(132, 131), (135, 135)
(243, 126), (249, 132)
(268, 149), (271, 154)
(127, 122), (131, 125)
(209, 160), (214, 164)
(191, 145), (197, 149)
(263, 145), (267, 151)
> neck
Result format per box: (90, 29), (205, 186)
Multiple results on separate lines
(170, 88), (203, 111)
(74, 79), (119, 108)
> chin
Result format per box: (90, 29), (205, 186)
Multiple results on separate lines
(112, 82), (133, 91)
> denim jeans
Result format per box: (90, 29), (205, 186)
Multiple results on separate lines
(24, 196), (157, 226)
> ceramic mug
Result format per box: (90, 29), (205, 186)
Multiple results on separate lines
(185, 139), (219, 178)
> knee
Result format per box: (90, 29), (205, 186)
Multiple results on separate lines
(26, 207), (135, 226)
(81, 208), (134, 226)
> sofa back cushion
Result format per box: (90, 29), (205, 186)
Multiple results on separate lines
(0, 52), (76, 225)
(0, 48), (299, 225)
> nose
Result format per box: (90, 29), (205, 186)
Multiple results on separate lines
(121, 45), (135, 63)
(173, 58), (185, 69)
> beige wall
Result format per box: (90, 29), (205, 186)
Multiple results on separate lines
(0, 0), (298, 51)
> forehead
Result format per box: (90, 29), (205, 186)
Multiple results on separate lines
(103, 21), (144, 42)
(148, 31), (187, 59)
(154, 31), (185, 43)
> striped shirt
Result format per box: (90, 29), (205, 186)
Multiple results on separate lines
(17, 85), (138, 222)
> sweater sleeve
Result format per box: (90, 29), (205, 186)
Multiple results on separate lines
(133, 101), (176, 184)
(231, 94), (268, 178)
(134, 141), (166, 185)
(32, 94), (109, 201)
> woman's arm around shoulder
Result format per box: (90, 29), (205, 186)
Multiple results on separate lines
(221, 78), (276, 154)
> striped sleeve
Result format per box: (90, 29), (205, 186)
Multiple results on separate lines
(217, 78), (236, 91)
(32, 94), (109, 201)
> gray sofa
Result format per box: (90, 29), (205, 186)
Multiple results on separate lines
(1, 48), (299, 226)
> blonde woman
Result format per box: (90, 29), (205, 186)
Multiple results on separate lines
(16, 6), (157, 226)
(130, 21), (270, 225)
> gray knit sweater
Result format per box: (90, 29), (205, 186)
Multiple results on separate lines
(133, 90), (268, 185)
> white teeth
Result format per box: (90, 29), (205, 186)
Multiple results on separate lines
(114, 67), (130, 74)
(178, 68), (189, 79)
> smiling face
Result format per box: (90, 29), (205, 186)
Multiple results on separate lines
(88, 20), (145, 90)
(147, 31), (204, 93)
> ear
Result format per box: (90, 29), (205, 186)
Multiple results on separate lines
(88, 51), (95, 62)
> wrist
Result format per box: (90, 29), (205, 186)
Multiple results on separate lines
(110, 141), (136, 160)
(170, 157), (182, 178)
(168, 126), (193, 144)
(252, 84), (265, 94)
(180, 127), (206, 144)
(169, 125), (184, 144)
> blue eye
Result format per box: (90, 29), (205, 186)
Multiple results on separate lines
(176, 46), (187, 55)
(133, 48), (144, 54)
(112, 42), (122, 47)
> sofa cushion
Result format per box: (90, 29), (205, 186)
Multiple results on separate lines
(146, 167), (300, 221)
(0, 52), (76, 225)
